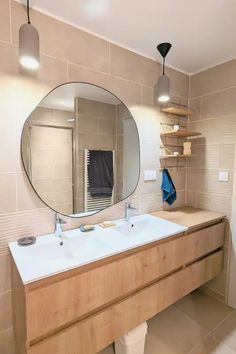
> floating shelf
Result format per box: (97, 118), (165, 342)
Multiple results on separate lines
(161, 107), (194, 116)
(160, 154), (194, 159)
(161, 130), (201, 138)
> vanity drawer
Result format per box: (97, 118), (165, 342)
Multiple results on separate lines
(27, 250), (223, 354)
(25, 221), (225, 343)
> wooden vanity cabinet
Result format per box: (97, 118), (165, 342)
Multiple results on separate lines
(12, 221), (225, 354)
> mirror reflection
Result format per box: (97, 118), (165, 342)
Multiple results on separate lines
(21, 83), (140, 217)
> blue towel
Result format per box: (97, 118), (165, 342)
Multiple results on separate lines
(161, 169), (177, 205)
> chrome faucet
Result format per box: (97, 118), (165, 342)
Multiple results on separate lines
(55, 213), (67, 239)
(125, 202), (137, 222)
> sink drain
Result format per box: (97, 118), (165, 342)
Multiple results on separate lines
(18, 236), (36, 247)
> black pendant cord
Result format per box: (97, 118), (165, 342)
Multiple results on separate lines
(27, 0), (31, 24)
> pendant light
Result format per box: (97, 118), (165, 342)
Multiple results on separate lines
(19, 0), (40, 70)
(157, 42), (172, 103)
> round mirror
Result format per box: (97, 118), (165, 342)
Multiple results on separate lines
(21, 82), (140, 217)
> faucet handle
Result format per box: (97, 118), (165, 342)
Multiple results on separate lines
(55, 213), (67, 224)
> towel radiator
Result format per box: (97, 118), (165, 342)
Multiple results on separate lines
(84, 149), (115, 212)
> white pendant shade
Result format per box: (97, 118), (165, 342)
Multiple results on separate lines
(157, 74), (170, 102)
(19, 23), (40, 70)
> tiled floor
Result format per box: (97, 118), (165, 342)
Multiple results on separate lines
(99, 290), (236, 354)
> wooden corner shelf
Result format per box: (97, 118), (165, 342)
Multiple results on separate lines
(160, 154), (194, 159)
(161, 107), (194, 116)
(161, 130), (201, 138)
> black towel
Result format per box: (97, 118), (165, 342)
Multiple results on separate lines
(88, 150), (114, 197)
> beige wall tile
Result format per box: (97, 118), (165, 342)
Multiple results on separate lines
(0, 209), (55, 255)
(189, 97), (201, 122)
(0, 327), (15, 354)
(186, 190), (197, 208)
(196, 193), (232, 218)
(0, 173), (17, 213)
(68, 64), (142, 107)
(0, 254), (11, 293)
(187, 168), (233, 196)
(110, 44), (160, 87)
(187, 145), (219, 169)
(0, 131), (21, 173)
(166, 67), (189, 98)
(219, 144), (235, 170)
(0, 0), (10, 43)
(140, 193), (162, 213)
(190, 59), (236, 98)
(202, 87), (236, 119)
(11, 1), (109, 73)
(189, 117), (236, 145)
(141, 86), (154, 106)
(0, 291), (12, 331)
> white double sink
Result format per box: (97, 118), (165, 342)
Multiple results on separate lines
(9, 214), (187, 284)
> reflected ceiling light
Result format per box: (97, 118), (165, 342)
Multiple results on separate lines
(19, 0), (40, 70)
(157, 42), (172, 103)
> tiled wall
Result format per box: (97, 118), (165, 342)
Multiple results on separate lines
(187, 59), (236, 303)
(0, 1), (189, 352)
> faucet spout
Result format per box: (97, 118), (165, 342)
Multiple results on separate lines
(125, 203), (138, 222)
(55, 213), (67, 239)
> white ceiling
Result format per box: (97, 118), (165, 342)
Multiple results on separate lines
(20, 0), (236, 74)
(39, 83), (120, 111)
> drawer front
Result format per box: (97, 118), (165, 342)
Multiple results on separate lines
(26, 222), (225, 342)
(28, 251), (223, 354)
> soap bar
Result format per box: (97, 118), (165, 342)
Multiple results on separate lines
(79, 224), (94, 232)
(99, 221), (116, 228)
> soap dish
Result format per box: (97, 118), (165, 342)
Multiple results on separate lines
(18, 236), (36, 247)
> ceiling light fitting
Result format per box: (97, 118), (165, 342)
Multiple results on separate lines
(19, 0), (40, 70)
(157, 42), (172, 103)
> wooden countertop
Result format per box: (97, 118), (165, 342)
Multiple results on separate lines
(151, 207), (225, 233)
